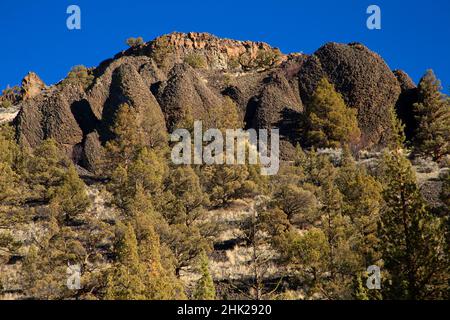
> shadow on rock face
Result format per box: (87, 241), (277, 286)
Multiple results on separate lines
(244, 97), (259, 130)
(276, 107), (302, 144)
(70, 99), (100, 137)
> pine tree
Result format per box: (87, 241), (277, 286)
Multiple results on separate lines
(412, 70), (450, 160)
(306, 78), (361, 148)
(386, 106), (406, 150)
(317, 168), (359, 299)
(336, 146), (383, 266)
(193, 251), (216, 300)
(106, 186), (186, 300)
(105, 223), (147, 300)
(379, 151), (448, 299)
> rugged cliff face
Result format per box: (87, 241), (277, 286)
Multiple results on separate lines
(5, 32), (418, 170)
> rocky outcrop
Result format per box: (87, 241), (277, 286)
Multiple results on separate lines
(11, 32), (420, 169)
(155, 63), (226, 130)
(132, 32), (286, 72)
(103, 63), (168, 149)
(298, 42), (402, 149)
(21, 72), (46, 100)
(15, 84), (85, 157)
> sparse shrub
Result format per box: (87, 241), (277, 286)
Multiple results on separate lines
(62, 65), (94, 89)
(150, 35), (175, 69)
(0, 85), (21, 108)
(0, 100), (12, 109)
(228, 57), (241, 70)
(184, 53), (207, 69)
(126, 36), (144, 48)
(254, 48), (281, 69)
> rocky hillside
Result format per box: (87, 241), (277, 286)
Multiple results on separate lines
(3, 32), (419, 167)
(1, 33), (449, 301)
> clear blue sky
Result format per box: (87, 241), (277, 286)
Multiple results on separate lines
(1, 0), (449, 92)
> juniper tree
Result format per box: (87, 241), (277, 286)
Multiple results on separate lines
(106, 103), (144, 171)
(0, 125), (20, 205)
(108, 147), (168, 210)
(282, 227), (330, 295)
(49, 165), (91, 223)
(272, 183), (317, 227)
(24, 139), (69, 201)
(305, 78), (361, 148)
(126, 37), (144, 48)
(412, 70), (450, 160)
(163, 165), (209, 226)
(20, 216), (94, 299)
(386, 106), (406, 150)
(238, 198), (281, 300)
(161, 223), (210, 278)
(62, 65), (94, 89)
(200, 164), (250, 207)
(379, 151), (448, 300)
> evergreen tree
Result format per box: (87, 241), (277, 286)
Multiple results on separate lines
(0, 125), (19, 205)
(126, 37), (144, 48)
(163, 166), (209, 226)
(108, 147), (168, 210)
(20, 216), (95, 300)
(305, 78), (361, 148)
(352, 273), (369, 300)
(106, 182), (185, 299)
(193, 251), (216, 300)
(317, 167), (359, 299)
(412, 70), (450, 160)
(201, 164), (250, 207)
(210, 96), (243, 130)
(162, 223), (210, 278)
(336, 147), (383, 266)
(105, 223), (147, 300)
(379, 151), (448, 299)
(106, 103), (144, 170)
(49, 165), (91, 223)
(62, 65), (94, 89)
(282, 227), (330, 295)
(386, 106), (406, 150)
(272, 183), (317, 227)
(239, 198), (280, 300)
(24, 139), (68, 201)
